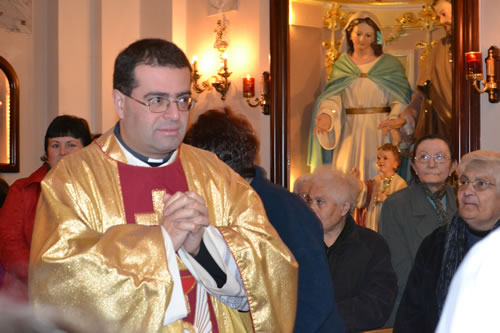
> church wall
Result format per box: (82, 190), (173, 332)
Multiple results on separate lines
(479, 0), (500, 152)
(0, 0), (272, 184)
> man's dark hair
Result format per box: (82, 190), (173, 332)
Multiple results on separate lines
(345, 17), (383, 56)
(184, 108), (259, 178)
(113, 39), (192, 96)
(44, 115), (92, 154)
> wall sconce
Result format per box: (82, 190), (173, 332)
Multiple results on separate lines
(465, 46), (499, 103)
(192, 18), (232, 101)
(243, 72), (270, 115)
(192, 52), (232, 101)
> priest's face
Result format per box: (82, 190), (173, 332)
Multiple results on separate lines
(113, 64), (192, 159)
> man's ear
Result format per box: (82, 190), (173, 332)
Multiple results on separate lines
(112, 89), (125, 119)
(341, 202), (351, 217)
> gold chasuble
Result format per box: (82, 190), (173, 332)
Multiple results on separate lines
(29, 129), (298, 333)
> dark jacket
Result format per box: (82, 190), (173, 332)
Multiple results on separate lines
(251, 167), (345, 333)
(393, 226), (446, 333)
(326, 215), (397, 333)
(394, 220), (492, 333)
(379, 180), (456, 326)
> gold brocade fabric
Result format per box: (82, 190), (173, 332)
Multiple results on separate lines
(29, 129), (298, 333)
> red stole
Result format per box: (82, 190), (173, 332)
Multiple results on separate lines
(117, 156), (218, 331)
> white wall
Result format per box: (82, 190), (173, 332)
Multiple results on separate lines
(0, 0), (48, 184)
(185, 0), (271, 173)
(0, 0), (272, 184)
(480, 0), (500, 152)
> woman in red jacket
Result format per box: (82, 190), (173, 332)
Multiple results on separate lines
(0, 115), (92, 301)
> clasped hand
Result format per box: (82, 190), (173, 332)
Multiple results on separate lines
(161, 191), (209, 256)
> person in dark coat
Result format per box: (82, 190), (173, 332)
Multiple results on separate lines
(307, 165), (397, 333)
(379, 134), (457, 326)
(394, 150), (500, 332)
(184, 108), (345, 333)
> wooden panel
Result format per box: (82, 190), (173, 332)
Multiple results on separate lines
(453, 0), (480, 160)
(269, 0), (289, 186)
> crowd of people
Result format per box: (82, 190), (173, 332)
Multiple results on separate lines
(0, 1), (498, 331)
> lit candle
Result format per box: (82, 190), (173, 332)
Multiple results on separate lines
(465, 51), (483, 79)
(486, 46), (496, 76)
(222, 53), (228, 70)
(243, 75), (255, 98)
(192, 56), (198, 72)
(261, 72), (270, 95)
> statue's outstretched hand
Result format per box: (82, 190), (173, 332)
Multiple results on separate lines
(378, 117), (406, 134)
(314, 113), (332, 135)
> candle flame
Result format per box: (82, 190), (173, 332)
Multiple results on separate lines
(192, 56), (198, 63)
(466, 52), (481, 62)
(246, 74), (251, 80)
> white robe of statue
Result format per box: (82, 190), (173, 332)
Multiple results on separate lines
(316, 58), (406, 181)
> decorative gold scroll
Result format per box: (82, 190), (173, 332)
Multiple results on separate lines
(321, 1), (440, 79)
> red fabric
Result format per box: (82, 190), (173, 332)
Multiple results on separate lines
(354, 179), (374, 227)
(117, 157), (218, 331)
(181, 268), (219, 332)
(117, 156), (188, 224)
(0, 164), (49, 301)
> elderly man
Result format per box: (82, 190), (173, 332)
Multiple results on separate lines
(29, 39), (298, 332)
(396, 150), (500, 333)
(184, 108), (345, 333)
(307, 166), (397, 332)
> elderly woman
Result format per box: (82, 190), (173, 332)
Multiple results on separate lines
(394, 150), (500, 332)
(0, 115), (92, 301)
(379, 134), (457, 326)
(308, 11), (412, 179)
(307, 165), (397, 332)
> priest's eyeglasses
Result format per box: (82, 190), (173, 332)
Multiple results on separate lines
(458, 176), (496, 192)
(414, 153), (451, 164)
(123, 93), (197, 113)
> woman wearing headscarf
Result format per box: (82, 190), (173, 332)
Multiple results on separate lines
(308, 11), (412, 181)
(0, 115), (92, 302)
(394, 150), (500, 332)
